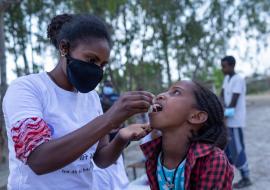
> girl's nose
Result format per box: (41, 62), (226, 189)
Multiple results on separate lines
(156, 93), (166, 101)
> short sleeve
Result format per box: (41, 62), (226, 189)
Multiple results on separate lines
(232, 76), (244, 94)
(3, 78), (51, 164)
(3, 78), (44, 125)
(11, 117), (51, 163)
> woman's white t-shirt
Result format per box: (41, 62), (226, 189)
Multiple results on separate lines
(3, 72), (103, 190)
(93, 155), (129, 190)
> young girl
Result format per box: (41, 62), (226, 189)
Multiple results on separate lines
(141, 80), (234, 190)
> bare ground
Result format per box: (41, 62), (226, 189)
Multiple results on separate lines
(234, 93), (270, 190)
(1, 93), (270, 189)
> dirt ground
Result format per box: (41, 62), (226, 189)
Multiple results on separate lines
(1, 93), (270, 189)
(232, 93), (270, 190)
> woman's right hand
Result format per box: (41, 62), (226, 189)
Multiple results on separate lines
(104, 91), (154, 128)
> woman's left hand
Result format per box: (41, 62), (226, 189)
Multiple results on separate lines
(118, 123), (152, 142)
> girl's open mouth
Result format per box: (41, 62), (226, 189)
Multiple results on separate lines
(149, 103), (163, 113)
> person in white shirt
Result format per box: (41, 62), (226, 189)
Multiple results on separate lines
(3, 13), (153, 190)
(221, 56), (252, 189)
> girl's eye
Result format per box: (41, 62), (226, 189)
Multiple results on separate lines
(173, 90), (181, 95)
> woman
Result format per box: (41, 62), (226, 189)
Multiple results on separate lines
(3, 13), (153, 190)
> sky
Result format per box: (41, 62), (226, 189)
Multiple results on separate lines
(227, 34), (270, 77)
(6, 32), (270, 84)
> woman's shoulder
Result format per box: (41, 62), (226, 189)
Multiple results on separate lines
(9, 72), (46, 90)
(87, 90), (102, 105)
(86, 90), (103, 114)
(4, 73), (47, 103)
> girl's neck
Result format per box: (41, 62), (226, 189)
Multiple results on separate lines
(161, 126), (191, 169)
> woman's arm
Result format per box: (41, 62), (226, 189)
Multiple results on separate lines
(27, 91), (153, 175)
(27, 114), (114, 175)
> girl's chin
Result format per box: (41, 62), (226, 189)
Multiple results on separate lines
(149, 121), (164, 130)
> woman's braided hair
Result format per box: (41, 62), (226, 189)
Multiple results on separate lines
(191, 81), (227, 149)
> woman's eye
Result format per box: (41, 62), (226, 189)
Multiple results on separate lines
(87, 58), (96, 63)
(100, 64), (105, 69)
(87, 58), (104, 68)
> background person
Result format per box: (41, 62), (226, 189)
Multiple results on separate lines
(221, 55), (252, 188)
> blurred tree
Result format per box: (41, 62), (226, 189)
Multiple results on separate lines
(0, 0), (22, 163)
(4, 0), (65, 77)
(3, 0), (270, 92)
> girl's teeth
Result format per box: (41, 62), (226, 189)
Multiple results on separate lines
(148, 105), (158, 113)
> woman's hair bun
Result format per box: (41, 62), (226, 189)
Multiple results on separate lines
(47, 14), (73, 48)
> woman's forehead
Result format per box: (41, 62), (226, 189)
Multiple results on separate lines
(74, 38), (110, 60)
(77, 38), (110, 52)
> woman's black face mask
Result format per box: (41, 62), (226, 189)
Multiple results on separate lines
(66, 55), (103, 93)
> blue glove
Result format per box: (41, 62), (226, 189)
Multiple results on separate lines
(224, 108), (235, 117)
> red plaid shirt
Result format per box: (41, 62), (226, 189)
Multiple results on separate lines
(140, 137), (234, 190)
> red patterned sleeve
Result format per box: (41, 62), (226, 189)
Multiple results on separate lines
(11, 117), (52, 164)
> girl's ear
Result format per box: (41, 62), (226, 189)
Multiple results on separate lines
(188, 110), (208, 125)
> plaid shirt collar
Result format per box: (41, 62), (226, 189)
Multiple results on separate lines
(140, 137), (216, 190)
(140, 136), (214, 162)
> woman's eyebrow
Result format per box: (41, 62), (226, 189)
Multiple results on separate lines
(83, 51), (101, 62)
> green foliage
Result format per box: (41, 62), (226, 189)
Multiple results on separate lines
(3, 0), (270, 93)
(4, 0), (63, 76)
(212, 66), (224, 93)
